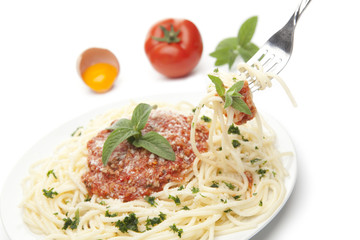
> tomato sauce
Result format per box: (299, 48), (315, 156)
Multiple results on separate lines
(82, 109), (208, 202)
(232, 81), (257, 125)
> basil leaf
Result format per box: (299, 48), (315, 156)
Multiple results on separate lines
(131, 103), (153, 131)
(215, 37), (238, 50)
(102, 128), (139, 166)
(208, 74), (225, 97)
(227, 51), (238, 69)
(210, 38), (238, 68)
(227, 81), (244, 96)
(238, 43), (259, 62)
(231, 97), (252, 115)
(237, 16), (258, 46)
(108, 118), (133, 130)
(210, 48), (234, 66)
(224, 93), (233, 109)
(133, 131), (176, 161)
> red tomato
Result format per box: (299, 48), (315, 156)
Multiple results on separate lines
(145, 19), (203, 78)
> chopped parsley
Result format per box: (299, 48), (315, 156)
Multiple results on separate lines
(221, 199), (228, 203)
(145, 212), (166, 230)
(105, 210), (117, 218)
(46, 169), (57, 179)
(232, 139), (240, 148)
(182, 206), (190, 210)
(259, 200), (263, 206)
(71, 126), (83, 137)
(177, 185), (185, 191)
(241, 135), (249, 142)
(115, 213), (139, 233)
(256, 169), (268, 179)
(224, 209), (233, 213)
(62, 209), (80, 230)
(191, 187), (200, 194)
(169, 224), (183, 238)
(168, 195), (181, 205)
(228, 124), (240, 135)
(84, 194), (92, 202)
(42, 188), (58, 199)
(144, 196), (158, 207)
(201, 115), (212, 122)
(223, 182), (236, 190)
(233, 195), (242, 200)
(250, 158), (262, 164)
(210, 181), (219, 188)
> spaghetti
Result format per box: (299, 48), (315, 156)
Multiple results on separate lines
(21, 63), (291, 240)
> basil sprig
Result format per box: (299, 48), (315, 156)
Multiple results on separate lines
(102, 103), (176, 166)
(208, 74), (251, 115)
(210, 16), (259, 69)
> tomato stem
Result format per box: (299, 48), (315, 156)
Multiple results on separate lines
(152, 25), (180, 43)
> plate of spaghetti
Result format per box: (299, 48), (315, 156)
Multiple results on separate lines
(0, 64), (296, 240)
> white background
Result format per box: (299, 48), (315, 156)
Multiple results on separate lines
(1, 0), (359, 239)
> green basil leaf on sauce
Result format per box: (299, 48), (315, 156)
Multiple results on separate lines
(131, 103), (155, 131)
(102, 128), (139, 166)
(227, 81), (244, 96)
(108, 118), (133, 131)
(231, 97), (252, 115)
(133, 131), (176, 161)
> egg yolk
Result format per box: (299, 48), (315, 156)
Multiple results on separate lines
(82, 63), (118, 93)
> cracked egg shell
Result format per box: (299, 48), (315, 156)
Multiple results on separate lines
(77, 47), (120, 93)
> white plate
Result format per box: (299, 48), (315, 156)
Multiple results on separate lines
(0, 93), (296, 240)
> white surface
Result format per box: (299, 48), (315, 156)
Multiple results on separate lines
(0, 95), (296, 240)
(0, 0), (359, 239)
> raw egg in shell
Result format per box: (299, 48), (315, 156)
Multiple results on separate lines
(77, 48), (120, 93)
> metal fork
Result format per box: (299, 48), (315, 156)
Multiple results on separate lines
(247, 0), (311, 89)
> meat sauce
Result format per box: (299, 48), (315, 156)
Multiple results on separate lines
(231, 81), (257, 125)
(82, 109), (209, 202)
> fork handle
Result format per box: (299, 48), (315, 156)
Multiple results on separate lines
(293, 0), (311, 26)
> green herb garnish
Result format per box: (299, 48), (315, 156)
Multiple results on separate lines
(42, 188), (58, 198)
(46, 169), (57, 179)
(228, 124), (240, 135)
(62, 209), (80, 230)
(84, 194), (92, 202)
(250, 158), (262, 164)
(256, 168), (268, 179)
(145, 212), (166, 230)
(210, 16), (259, 69)
(115, 212), (139, 233)
(223, 182), (236, 190)
(208, 75), (251, 115)
(169, 224), (183, 238)
(210, 181), (219, 188)
(168, 195), (181, 205)
(191, 187), (200, 194)
(105, 210), (117, 217)
(233, 195), (242, 200)
(144, 196), (158, 207)
(201, 115), (212, 123)
(102, 103), (176, 166)
(232, 139), (240, 148)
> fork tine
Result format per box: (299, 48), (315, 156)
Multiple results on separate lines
(245, 0), (311, 81)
